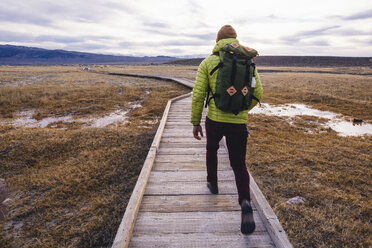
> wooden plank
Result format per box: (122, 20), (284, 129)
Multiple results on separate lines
(160, 137), (206, 143)
(161, 134), (199, 138)
(139, 195), (252, 212)
(165, 121), (193, 124)
(153, 161), (231, 171)
(132, 211), (267, 234)
(164, 124), (193, 128)
(129, 233), (275, 248)
(155, 154), (230, 163)
(147, 170), (234, 183)
(144, 180), (238, 195)
(158, 142), (206, 149)
(157, 147), (227, 155)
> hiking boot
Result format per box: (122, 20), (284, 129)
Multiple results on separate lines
(241, 199), (255, 235)
(207, 182), (218, 194)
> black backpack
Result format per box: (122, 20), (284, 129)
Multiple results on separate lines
(206, 42), (261, 115)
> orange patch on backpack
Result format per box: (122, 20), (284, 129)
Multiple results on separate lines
(230, 43), (239, 48)
(227, 86), (237, 96)
(241, 86), (248, 96)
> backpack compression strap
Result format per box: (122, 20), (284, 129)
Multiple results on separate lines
(205, 52), (222, 108)
(210, 52), (222, 76)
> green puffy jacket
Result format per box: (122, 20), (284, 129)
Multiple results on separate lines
(190, 38), (263, 125)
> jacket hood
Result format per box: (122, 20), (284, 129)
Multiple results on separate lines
(212, 38), (258, 57)
(212, 38), (239, 53)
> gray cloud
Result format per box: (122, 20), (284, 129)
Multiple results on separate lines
(163, 40), (207, 47)
(297, 26), (341, 37)
(187, 33), (216, 41)
(118, 38), (208, 48)
(0, 0), (135, 27)
(280, 26), (340, 45)
(333, 28), (372, 36)
(143, 21), (170, 29)
(0, 0), (371, 57)
(163, 48), (186, 54)
(34, 35), (82, 43)
(342, 9), (372, 20)
(348, 38), (372, 46)
(306, 39), (330, 46)
(0, 5), (53, 26)
(118, 41), (137, 48)
(267, 14), (279, 19)
(64, 42), (111, 52)
(0, 30), (32, 42)
(0, 29), (112, 45)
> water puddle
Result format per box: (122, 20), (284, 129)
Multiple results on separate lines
(89, 110), (129, 128)
(10, 111), (73, 128)
(1, 103), (144, 129)
(250, 103), (372, 136)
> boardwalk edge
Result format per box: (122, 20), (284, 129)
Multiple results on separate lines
(111, 92), (191, 248)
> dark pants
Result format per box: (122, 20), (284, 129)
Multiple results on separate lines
(205, 117), (250, 204)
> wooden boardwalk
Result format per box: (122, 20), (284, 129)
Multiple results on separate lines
(110, 75), (292, 248)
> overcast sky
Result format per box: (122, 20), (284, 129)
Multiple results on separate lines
(1, 0), (371, 57)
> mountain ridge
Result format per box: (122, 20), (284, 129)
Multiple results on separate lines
(1, 44), (371, 67)
(0, 44), (178, 65)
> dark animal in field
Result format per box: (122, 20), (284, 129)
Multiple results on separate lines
(352, 118), (363, 126)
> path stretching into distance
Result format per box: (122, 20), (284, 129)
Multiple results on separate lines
(88, 71), (292, 248)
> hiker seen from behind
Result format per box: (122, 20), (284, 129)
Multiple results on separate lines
(190, 24), (263, 235)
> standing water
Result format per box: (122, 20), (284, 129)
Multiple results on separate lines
(250, 103), (372, 136)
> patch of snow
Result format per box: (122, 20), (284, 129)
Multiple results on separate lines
(250, 103), (340, 119)
(89, 110), (129, 127)
(250, 103), (372, 136)
(129, 104), (142, 109)
(286, 196), (306, 205)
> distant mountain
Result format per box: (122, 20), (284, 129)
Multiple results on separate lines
(165, 56), (372, 67)
(0, 45), (178, 65)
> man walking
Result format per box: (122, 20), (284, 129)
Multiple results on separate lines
(190, 25), (262, 235)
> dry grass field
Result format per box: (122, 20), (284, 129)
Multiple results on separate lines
(0, 64), (371, 248)
(0, 65), (189, 247)
(246, 70), (371, 248)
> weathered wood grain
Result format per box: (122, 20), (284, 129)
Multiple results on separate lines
(158, 142), (206, 149)
(132, 211), (267, 234)
(153, 161), (231, 171)
(139, 195), (249, 212)
(147, 170), (234, 183)
(154, 154), (230, 163)
(157, 147), (227, 155)
(129, 233), (275, 248)
(144, 180), (238, 195)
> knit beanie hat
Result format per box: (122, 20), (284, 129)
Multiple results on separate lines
(216, 25), (237, 42)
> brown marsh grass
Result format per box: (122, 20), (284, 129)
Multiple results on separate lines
(260, 72), (372, 120)
(247, 114), (371, 247)
(247, 70), (372, 247)
(0, 66), (189, 247)
(0, 65), (371, 247)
